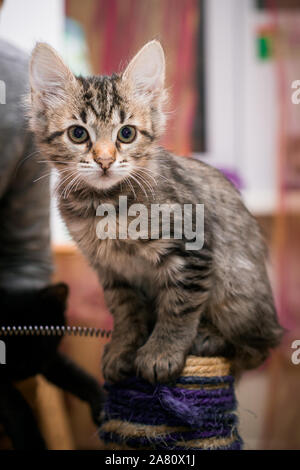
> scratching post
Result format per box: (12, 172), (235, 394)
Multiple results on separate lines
(99, 356), (243, 450)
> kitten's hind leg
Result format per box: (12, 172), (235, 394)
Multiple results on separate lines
(189, 325), (235, 358)
(0, 383), (46, 449)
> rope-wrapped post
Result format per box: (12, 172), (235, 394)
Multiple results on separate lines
(99, 356), (243, 450)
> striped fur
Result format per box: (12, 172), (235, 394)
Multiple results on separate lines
(28, 41), (283, 383)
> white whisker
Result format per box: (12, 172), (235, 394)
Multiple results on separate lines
(124, 176), (136, 199)
(129, 173), (149, 199)
(14, 150), (42, 175)
(136, 166), (169, 183)
(33, 166), (72, 184)
(37, 160), (73, 165)
(130, 169), (156, 199)
(66, 174), (82, 198)
(133, 167), (158, 185)
(131, 173), (154, 199)
(54, 170), (79, 199)
(33, 173), (52, 183)
(62, 172), (82, 199)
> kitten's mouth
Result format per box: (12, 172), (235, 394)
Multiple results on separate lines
(79, 167), (125, 191)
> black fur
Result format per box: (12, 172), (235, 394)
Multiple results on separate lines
(0, 284), (105, 449)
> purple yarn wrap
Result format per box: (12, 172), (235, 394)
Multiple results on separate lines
(99, 375), (243, 450)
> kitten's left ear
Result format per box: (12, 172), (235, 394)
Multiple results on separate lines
(123, 40), (165, 98)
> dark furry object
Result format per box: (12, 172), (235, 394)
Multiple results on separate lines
(0, 283), (105, 449)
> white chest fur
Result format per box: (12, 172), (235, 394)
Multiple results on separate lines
(66, 214), (185, 288)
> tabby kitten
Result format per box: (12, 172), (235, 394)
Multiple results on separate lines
(29, 41), (283, 383)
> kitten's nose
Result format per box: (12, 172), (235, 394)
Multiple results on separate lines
(93, 141), (116, 171)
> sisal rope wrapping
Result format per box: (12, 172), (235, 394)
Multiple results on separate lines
(99, 356), (243, 450)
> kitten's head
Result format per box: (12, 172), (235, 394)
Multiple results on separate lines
(29, 41), (167, 193)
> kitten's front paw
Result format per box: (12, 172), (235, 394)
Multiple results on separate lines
(102, 342), (136, 383)
(135, 343), (185, 384)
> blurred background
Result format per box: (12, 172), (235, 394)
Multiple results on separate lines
(1, 0), (300, 450)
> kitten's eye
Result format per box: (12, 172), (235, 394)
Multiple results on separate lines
(68, 126), (89, 144)
(117, 125), (136, 144)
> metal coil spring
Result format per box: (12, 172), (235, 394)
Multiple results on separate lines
(0, 325), (112, 338)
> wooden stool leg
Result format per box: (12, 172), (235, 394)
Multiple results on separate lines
(0, 382), (46, 449)
(16, 375), (76, 450)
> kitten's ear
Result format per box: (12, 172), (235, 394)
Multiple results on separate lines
(123, 40), (165, 98)
(30, 43), (76, 107)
